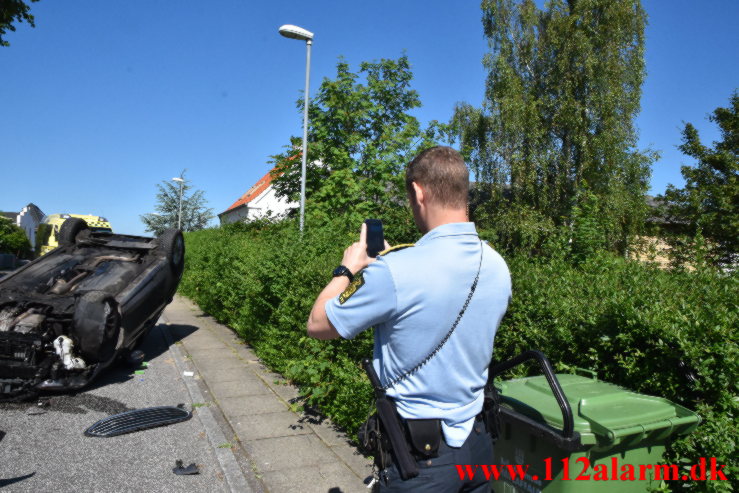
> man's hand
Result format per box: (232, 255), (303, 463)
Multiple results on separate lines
(307, 223), (390, 340)
(341, 223), (391, 274)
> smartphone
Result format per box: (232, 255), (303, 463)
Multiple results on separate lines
(364, 219), (384, 258)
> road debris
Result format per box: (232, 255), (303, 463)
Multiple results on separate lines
(85, 404), (192, 437)
(172, 460), (200, 475)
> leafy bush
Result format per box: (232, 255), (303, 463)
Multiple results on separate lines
(181, 222), (737, 492)
(0, 216), (31, 258)
(180, 219), (378, 431)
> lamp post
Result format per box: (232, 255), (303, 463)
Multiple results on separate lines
(278, 24), (313, 233)
(172, 177), (184, 230)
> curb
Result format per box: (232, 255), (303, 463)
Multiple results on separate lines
(159, 315), (259, 493)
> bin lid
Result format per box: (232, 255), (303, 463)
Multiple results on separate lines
(497, 374), (700, 444)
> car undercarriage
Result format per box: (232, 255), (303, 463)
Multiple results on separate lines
(0, 220), (183, 400)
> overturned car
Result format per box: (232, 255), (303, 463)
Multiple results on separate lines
(0, 218), (184, 400)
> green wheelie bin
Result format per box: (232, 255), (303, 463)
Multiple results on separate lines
(487, 351), (700, 492)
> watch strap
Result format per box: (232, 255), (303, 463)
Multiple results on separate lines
(333, 265), (354, 283)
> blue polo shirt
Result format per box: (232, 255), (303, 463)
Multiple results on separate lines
(325, 222), (511, 447)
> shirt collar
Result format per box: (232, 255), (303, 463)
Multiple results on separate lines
(416, 222), (478, 246)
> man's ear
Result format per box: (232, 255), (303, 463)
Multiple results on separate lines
(411, 181), (425, 206)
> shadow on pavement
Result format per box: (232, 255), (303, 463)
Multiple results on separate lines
(0, 472), (36, 488)
(0, 391), (133, 415)
(163, 323), (198, 345)
(85, 323), (197, 392)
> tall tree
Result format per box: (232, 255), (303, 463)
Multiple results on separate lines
(1, 0), (39, 47)
(140, 170), (214, 236)
(660, 92), (738, 267)
(270, 56), (452, 231)
(454, 0), (656, 254)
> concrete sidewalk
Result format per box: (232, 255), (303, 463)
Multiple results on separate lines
(162, 295), (373, 493)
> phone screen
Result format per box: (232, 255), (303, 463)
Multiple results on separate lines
(365, 219), (384, 258)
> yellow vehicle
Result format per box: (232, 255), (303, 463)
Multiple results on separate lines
(37, 214), (113, 256)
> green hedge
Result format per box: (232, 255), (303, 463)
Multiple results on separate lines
(180, 222), (737, 492)
(180, 221), (376, 432)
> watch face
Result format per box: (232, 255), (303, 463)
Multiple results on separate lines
(333, 266), (352, 280)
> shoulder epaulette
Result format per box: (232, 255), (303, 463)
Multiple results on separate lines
(379, 243), (415, 256)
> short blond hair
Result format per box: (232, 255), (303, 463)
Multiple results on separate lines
(405, 146), (469, 209)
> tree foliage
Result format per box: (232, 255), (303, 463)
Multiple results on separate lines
(270, 56), (453, 232)
(454, 0), (656, 255)
(140, 170), (214, 236)
(0, 216), (31, 257)
(659, 92), (739, 268)
(1, 0), (39, 47)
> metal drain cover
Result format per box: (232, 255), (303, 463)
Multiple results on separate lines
(85, 405), (192, 437)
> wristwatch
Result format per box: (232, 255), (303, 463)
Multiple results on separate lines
(332, 265), (354, 283)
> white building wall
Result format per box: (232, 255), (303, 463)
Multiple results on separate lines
(17, 204), (44, 252)
(220, 206), (250, 225)
(246, 187), (294, 220)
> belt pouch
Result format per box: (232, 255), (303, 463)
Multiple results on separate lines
(405, 419), (441, 458)
(357, 413), (381, 456)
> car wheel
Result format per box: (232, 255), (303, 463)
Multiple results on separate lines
(58, 218), (89, 246)
(158, 229), (185, 273)
(73, 291), (121, 363)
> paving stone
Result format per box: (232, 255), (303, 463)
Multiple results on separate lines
(181, 335), (225, 351)
(232, 412), (312, 441)
(217, 395), (287, 417)
(252, 367), (286, 383)
(207, 379), (274, 398)
(164, 323), (200, 341)
(330, 442), (374, 481)
(198, 367), (264, 385)
(200, 317), (232, 334)
(243, 434), (337, 472)
(308, 420), (350, 447)
(230, 344), (261, 363)
(268, 380), (301, 403)
(189, 351), (244, 372)
(260, 462), (366, 493)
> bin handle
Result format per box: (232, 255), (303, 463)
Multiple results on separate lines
(572, 367), (598, 380)
(489, 350), (575, 439)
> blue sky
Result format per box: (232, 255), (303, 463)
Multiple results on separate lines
(1, 0), (737, 236)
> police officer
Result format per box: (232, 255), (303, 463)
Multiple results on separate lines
(307, 146), (511, 492)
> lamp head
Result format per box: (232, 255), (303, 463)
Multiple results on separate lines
(278, 24), (314, 42)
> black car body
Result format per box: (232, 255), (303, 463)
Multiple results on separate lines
(0, 219), (184, 400)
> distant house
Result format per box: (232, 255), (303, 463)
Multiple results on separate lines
(218, 168), (296, 225)
(1, 203), (45, 252)
(0, 212), (16, 222)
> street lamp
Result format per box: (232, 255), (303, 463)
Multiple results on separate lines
(278, 24), (313, 233)
(172, 177), (184, 230)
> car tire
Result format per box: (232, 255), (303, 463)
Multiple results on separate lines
(58, 218), (89, 246)
(158, 229), (185, 273)
(73, 291), (121, 363)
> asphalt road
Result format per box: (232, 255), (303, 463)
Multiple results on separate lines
(0, 323), (233, 492)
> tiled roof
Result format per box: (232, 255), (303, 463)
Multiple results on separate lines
(224, 168), (278, 213)
(222, 153), (300, 215)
